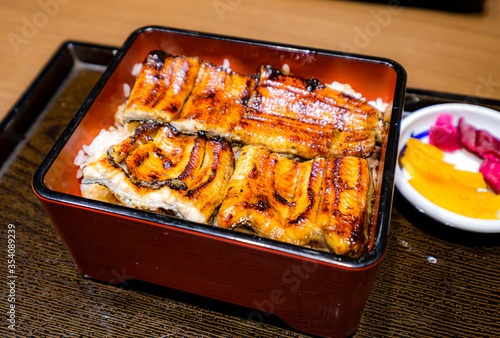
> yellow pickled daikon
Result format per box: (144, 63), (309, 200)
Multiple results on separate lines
(401, 138), (500, 220)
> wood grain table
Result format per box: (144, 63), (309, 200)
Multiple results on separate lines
(1, 1), (500, 337)
(1, 0), (500, 120)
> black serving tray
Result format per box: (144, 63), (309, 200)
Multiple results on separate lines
(2, 41), (500, 338)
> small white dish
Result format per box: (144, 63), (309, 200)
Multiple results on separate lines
(395, 103), (500, 232)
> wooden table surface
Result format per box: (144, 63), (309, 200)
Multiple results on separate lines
(1, 0), (500, 121)
(1, 1), (500, 337)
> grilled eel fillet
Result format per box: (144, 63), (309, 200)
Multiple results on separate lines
(122, 50), (255, 132)
(170, 63), (256, 137)
(123, 50), (202, 123)
(217, 145), (373, 256)
(81, 122), (234, 224)
(123, 51), (383, 159)
(232, 65), (383, 158)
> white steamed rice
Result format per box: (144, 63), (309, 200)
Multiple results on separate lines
(74, 115), (136, 179)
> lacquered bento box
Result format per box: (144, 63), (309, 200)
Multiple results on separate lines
(33, 26), (407, 337)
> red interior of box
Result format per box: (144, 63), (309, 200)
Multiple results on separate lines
(45, 29), (398, 195)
